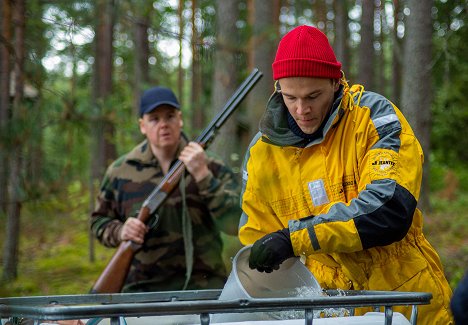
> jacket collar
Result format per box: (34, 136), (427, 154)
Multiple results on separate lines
(259, 85), (347, 148)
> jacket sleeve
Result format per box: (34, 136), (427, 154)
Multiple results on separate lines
(90, 167), (124, 248)
(290, 94), (423, 256)
(195, 157), (242, 236)
(238, 133), (287, 245)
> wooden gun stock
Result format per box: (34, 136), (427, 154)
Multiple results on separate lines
(90, 68), (263, 293)
(90, 207), (150, 293)
(90, 159), (188, 293)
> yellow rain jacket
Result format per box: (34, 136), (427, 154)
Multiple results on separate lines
(239, 80), (453, 324)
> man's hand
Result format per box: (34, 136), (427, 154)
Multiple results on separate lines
(178, 141), (210, 182)
(120, 217), (148, 244)
(249, 228), (295, 273)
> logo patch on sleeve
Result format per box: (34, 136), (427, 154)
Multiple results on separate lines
(370, 151), (398, 177)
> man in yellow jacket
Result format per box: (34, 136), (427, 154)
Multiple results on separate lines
(239, 25), (453, 324)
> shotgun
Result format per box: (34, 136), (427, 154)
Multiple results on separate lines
(90, 68), (263, 293)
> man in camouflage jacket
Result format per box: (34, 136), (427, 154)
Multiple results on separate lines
(91, 86), (241, 292)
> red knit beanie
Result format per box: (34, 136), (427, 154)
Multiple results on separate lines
(272, 25), (342, 80)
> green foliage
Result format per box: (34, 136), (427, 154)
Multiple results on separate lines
(431, 2), (468, 168)
(426, 191), (468, 288)
(0, 180), (242, 297)
(0, 182), (113, 296)
(429, 154), (446, 192)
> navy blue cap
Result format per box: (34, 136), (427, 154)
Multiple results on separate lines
(139, 86), (180, 117)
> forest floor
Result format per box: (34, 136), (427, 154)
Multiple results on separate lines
(0, 177), (466, 297)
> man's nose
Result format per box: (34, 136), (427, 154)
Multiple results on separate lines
(160, 117), (171, 125)
(296, 99), (309, 114)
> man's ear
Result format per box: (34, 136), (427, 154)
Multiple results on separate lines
(178, 111), (183, 128)
(139, 117), (147, 135)
(333, 79), (340, 92)
(333, 79), (340, 91)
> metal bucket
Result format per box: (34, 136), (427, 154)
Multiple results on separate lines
(213, 245), (322, 322)
(219, 245), (322, 300)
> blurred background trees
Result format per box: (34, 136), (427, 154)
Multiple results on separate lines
(0, 0), (466, 295)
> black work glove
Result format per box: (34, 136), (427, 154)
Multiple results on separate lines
(249, 228), (295, 273)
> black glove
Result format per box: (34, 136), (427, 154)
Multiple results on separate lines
(249, 228), (295, 273)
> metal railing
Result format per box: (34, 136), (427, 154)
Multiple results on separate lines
(0, 289), (432, 325)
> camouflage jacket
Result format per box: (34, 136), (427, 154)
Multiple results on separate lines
(91, 138), (241, 292)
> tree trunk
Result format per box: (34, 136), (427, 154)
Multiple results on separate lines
(92, 0), (116, 180)
(0, 0), (12, 216)
(90, 0), (116, 262)
(190, 0), (204, 136)
(210, 0), (241, 165)
(313, 0), (327, 32)
(178, 0), (185, 104)
(391, 0), (402, 105)
(3, 0), (25, 281)
(333, 0), (350, 74)
(401, 0), (433, 212)
(357, 0), (375, 90)
(375, 1), (385, 95)
(246, 0), (279, 144)
(132, 4), (151, 117)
